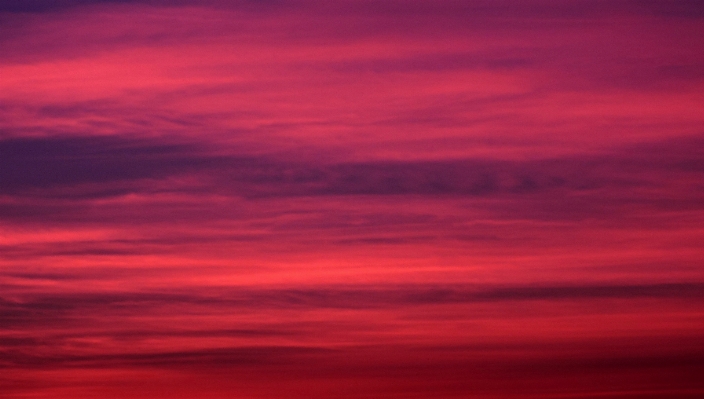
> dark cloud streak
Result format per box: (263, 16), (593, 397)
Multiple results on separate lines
(0, 135), (224, 192)
(3, 134), (703, 197)
(2, 282), (702, 321)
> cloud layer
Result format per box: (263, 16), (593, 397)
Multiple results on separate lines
(1, 1), (703, 398)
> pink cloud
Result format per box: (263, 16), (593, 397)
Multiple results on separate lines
(1, 1), (703, 398)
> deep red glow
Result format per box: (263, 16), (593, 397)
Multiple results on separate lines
(1, 1), (704, 398)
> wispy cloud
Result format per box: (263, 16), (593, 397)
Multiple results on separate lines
(1, 1), (703, 398)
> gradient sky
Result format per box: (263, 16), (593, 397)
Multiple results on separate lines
(1, 1), (704, 398)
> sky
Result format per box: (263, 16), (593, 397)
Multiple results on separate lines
(1, 1), (704, 398)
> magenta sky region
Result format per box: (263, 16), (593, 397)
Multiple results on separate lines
(1, 1), (704, 398)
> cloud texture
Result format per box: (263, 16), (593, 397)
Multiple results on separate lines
(1, 1), (703, 398)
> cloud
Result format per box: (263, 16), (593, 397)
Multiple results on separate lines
(0, 0), (142, 13)
(1, 134), (703, 236)
(0, 135), (224, 192)
(2, 282), (702, 323)
(3, 281), (703, 396)
(1, 2), (702, 398)
(2, 331), (702, 398)
(4, 133), (702, 198)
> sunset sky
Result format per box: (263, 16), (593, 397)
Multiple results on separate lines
(1, 1), (704, 398)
